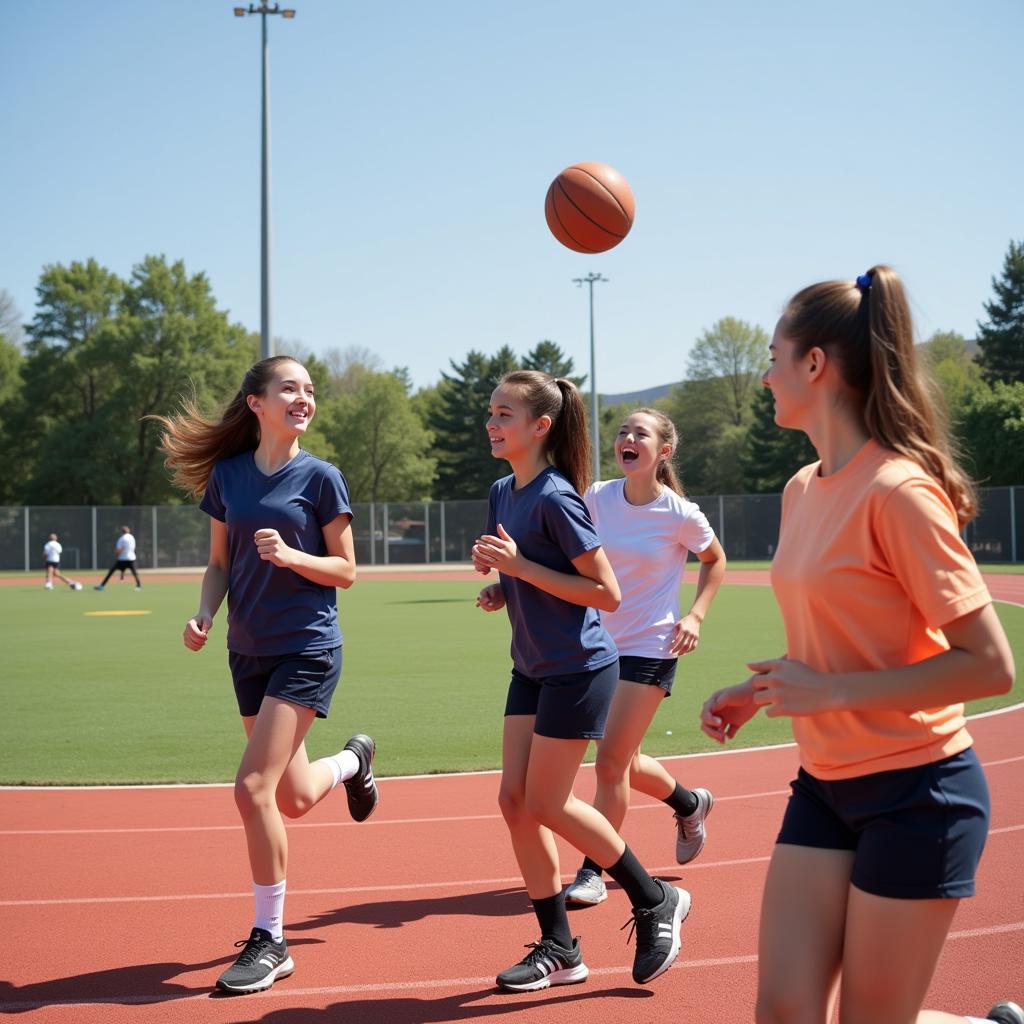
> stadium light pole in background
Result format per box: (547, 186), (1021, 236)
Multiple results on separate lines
(233, 3), (296, 361)
(573, 272), (608, 482)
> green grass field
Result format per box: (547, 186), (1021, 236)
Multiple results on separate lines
(1, 576), (1022, 784)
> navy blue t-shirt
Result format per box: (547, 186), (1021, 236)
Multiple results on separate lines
(487, 466), (617, 678)
(200, 449), (352, 656)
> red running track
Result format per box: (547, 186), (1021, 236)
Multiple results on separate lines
(1, 708), (1022, 1024)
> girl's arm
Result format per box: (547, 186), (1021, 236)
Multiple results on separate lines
(671, 537), (727, 655)
(254, 513), (356, 589)
(749, 603), (1015, 716)
(472, 523), (620, 612)
(184, 519), (230, 651)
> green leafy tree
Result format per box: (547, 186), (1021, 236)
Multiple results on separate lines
(686, 317), (769, 427)
(740, 385), (816, 492)
(429, 345), (519, 499)
(919, 330), (984, 429)
(0, 289), (26, 349)
(320, 371), (436, 503)
(977, 240), (1024, 384)
(660, 378), (731, 494)
(957, 380), (1024, 486)
(0, 333), (24, 501)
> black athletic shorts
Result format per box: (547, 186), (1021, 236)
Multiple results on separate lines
(504, 660), (619, 740)
(228, 646), (342, 719)
(618, 655), (678, 695)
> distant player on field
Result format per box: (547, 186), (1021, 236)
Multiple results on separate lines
(93, 525), (142, 591)
(42, 533), (82, 590)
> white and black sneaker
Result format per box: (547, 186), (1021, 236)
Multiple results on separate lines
(564, 867), (608, 906)
(988, 1003), (1024, 1024)
(624, 879), (691, 984)
(343, 734), (378, 822)
(674, 787), (714, 864)
(496, 937), (589, 992)
(216, 927), (294, 994)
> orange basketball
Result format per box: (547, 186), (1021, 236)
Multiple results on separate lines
(544, 162), (635, 253)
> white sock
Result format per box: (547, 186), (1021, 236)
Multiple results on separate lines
(322, 748), (360, 788)
(965, 1017), (990, 1023)
(253, 879), (286, 941)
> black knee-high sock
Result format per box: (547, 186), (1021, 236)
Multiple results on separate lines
(580, 856), (602, 876)
(531, 892), (573, 949)
(663, 782), (698, 817)
(603, 846), (663, 910)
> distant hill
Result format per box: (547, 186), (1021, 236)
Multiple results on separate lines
(601, 381), (681, 407)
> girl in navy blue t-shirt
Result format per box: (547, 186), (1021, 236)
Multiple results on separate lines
(155, 355), (378, 996)
(473, 370), (691, 992)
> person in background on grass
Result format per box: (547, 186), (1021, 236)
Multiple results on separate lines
(699, 266), (1020, 1024)
(153, 355), (378, 996)
(93, 525), (142, 591)
(473, 370), (689, 993)
(42, 533), (83, 591)
(564, 407), (726, 908)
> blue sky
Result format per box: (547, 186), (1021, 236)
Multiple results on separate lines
(2, 0), (1022, 394)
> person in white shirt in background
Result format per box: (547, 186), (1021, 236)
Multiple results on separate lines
(42, 533), (83, 591)
(565, 407), (727, 907)
(94, 525), (142, 591)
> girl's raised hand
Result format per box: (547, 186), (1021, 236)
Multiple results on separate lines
(254, 528), (295, 568)
(471, 524), (523, 577)
(669, 613), (702, 656)
(700, 677), (760, 743)
(183, 614), (212, 652)
(749, 658), (830, 717)
(476, 583), (505, 612)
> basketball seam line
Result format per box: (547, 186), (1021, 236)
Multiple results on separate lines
(548, 185), (601, 253)
(554, 180), (627, 244)
(575, 166), (632, 223)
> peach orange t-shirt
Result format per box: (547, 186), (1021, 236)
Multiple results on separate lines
(771, 440), (991, 780)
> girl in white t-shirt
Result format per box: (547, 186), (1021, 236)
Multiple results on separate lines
(565, 407), (727, 907)
(42, 533), (83, 590)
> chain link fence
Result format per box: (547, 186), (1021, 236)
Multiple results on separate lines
(2, 487), (1021, 571)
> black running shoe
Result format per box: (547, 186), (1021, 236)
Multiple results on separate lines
(989, 1003), (1024, 1024)
(496, 937), (589, 992)
(623, 878), (691, 985)
(343, 734), (378, 822)
(216, 927), (294, 994)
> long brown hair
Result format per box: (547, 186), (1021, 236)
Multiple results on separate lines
(630, 407), (685, 496)
(781, 266), (976, 525)
(500, 370), (591, 494)
(152, 355), (302, 498)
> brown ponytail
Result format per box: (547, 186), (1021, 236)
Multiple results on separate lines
(499, 370), (592, 494)
(151, 355), (301, 498)
(782, 267), (977, 525)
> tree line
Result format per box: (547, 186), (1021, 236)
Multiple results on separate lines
(1, 241), (1022, 506)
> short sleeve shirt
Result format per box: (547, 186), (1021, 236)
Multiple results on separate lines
(200, 449), (352, 656)
(116, 534), (137, 561)
(771, 440), (991, 780)
(43, 541), (61, 563)
(487, 466), (617, 678)
(585, 479), (715, 657)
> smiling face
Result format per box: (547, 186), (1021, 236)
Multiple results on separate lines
(615, 411), (671, 479)
(762, 321), (814, 430)
(247, 360), (316, 438)
(485, 383), (550, 465)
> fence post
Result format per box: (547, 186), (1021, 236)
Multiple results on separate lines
(369, 503), (376, 565)
(440, 501), (447, 563)
(423, 502), (430, 563)
(152, 506), (159, 569)
(91, 507), (98, 569)
(1011, 487), (1017, 564)
(23, 506), (29, 572)
(383, 503), (390, 565)
(718, 495), (726, 550)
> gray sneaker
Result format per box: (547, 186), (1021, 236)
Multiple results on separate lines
(674, 787), (714, 864)
(564, 868), (607, 906)
(988, 1003), (1024, 1024)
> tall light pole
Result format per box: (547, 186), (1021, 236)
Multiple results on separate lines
(233, 3), (296, 360)
(573, 272), (608, 482)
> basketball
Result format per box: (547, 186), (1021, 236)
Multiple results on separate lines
(544, 162), (635, 253)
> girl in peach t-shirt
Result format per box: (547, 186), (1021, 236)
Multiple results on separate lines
(701, 266), (1017, 1024)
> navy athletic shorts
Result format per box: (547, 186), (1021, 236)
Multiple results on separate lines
(776, 747), (990, 899)
(504, 660), (619, 740)
(618, 655), (678, 695)
(228, 646), (342, 719)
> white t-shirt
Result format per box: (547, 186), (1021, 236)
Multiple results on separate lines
(115, 533), (137, 561)
(43, 540), (62, 563)
(585, 479), (715, 658)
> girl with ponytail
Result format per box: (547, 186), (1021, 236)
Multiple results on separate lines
(473, 371), (690, 992)
(564, 407), (726, 909)
(153, 356), (379, 995)
(701, 268), (1017, 1024)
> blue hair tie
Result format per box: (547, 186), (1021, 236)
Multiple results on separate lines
(856, 273), (873, 291)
